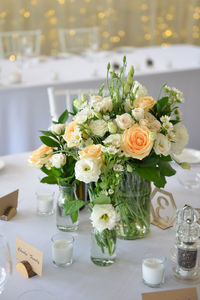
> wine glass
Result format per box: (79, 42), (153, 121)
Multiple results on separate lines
(0, 235), (12, 294)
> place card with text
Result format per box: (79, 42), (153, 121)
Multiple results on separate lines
(142, 287), (198, 300)
(16, 237), (43, 276)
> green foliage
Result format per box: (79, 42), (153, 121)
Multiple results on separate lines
(40, 136), (60, 148)
(58, 109), (69, 124)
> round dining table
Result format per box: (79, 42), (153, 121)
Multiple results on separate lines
(0, 152), (200, 300)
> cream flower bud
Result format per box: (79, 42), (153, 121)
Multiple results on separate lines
(108, 121), (117, 134)
(50, 124), (66, 135)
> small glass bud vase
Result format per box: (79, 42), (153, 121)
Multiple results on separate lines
(90, 228), (117, 266)
(56, 184), (79, 232)
(173, 205), (200, 282)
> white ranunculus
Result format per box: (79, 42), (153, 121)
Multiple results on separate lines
(103, 134), (122, 148)
(115, 113), (134, 130)
(170, 124), (189, 155)
(154, 133), (171, 156)
(89, 119), (108, 137)
(50, 153), (66, 168)
(90, 204), (119, 232)
(50, 124), (65, 135)
(133, 81), (148, 99)
(132, 107), (144, 121)
(75, 158), (101, 184)
(90, 95), (113, 113)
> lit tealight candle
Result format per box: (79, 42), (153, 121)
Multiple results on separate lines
(51, 234), (74, 267)
(142, 257), (166, 287)
(36, 193), (54, 215)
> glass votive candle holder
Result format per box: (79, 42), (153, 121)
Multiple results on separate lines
(142, 255), (166, 288)
(36, 192), (54, 216)
(51, 233), (74, 267)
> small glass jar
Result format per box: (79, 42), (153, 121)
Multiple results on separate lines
(51, 233), (74, 267)
(56, 184), (79, 232)
(36, 192), (54, 216)
(142, 255), (166, 288)
(90, 228), (116, 266)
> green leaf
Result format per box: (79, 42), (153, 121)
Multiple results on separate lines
(58, 109), (69, 124)
(70, 211), (78, 223)
(99, 181), (108, 190)
(40, 176), (57, 184)
(40, 136), (60, 147)
(98, 83), (105, 96)
(159, 161), (176, 177)
(135, 167), (159, 183)
(93, 195), (111, 205)
(63, 200), (87, 215)
(40, 130), (57, 138)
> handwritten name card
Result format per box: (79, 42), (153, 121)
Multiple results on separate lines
(16, 237), (43, 276)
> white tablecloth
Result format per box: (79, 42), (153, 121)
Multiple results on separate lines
(0, 152), (200, 300)
(1, 44), (200, 155)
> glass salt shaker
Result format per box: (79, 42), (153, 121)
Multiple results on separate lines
(173, 205), (200, 282)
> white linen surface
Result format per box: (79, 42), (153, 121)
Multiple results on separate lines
(0, 44), (200, 155)
(0, 152), (200, 300)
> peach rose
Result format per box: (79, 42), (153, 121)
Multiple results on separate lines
(63, 121), (80, 148)
(121, 125), (153, 160)
(29, 145), (53, 168)
(133, 96), (156, 111)
(79, 144), (103, 166)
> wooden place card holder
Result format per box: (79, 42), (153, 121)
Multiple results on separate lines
(0, 190), (18, 221)
(15, 237), (43, 279)
(151, 187), (177, 229)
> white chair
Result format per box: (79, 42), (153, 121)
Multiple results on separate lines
(0, 29), (41, 59)
(47, 87), (103, 122)
(58, 27), (99, 54)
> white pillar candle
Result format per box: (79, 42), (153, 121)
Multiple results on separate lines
(37, 194), (53, 214)
(142, 258), (165, 286)
(52, 240), (73, 266)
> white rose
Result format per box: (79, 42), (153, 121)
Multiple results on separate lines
(154, 133), (171, 156)
(75, 158), (101, 184)
(132, 108), (144, 121)
(143, 112), (161, 132)
(90, 204), (119, 232)
(170, 124), (189, 155)
(133, 81), (148, 99)
(115, 113), (134, 130)
(50, 124), (65, 135)
(103, 134), (122, 148)
(50, 153), (66, 168)
(89, 119), (108, 137)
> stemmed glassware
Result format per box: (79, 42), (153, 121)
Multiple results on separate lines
(0, 235), (12, 295)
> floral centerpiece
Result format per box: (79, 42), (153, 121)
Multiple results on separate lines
(28, 111), (87, 231)
(66, 56), (189, 262)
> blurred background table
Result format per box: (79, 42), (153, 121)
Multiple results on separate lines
(1, 44), (200, 155)
(0, 152), (200, 300)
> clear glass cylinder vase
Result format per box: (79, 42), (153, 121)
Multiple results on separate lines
(116, 171), (151, 240)
(90, 228), (117, 266)
(56, 184), (79, 232)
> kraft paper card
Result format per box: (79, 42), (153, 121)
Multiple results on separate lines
(142, 287), (198, 300)
(0, 189), (18, 216)
(16, 237), (43, 276)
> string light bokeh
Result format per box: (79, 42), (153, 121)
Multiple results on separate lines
(0, 0), (199, 55)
